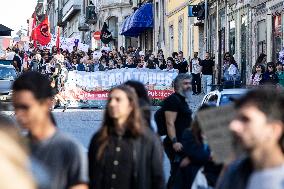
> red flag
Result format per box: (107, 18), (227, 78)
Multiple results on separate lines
(31, 12), (37, 48)
(33, 17), (51, 46)
(56, 27), (60, 53)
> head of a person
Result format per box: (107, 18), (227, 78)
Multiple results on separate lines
(158, 49), (163, 55)
(120, 46), (125, 52)
(224, 52), (231, 61)
(167, 57), (174, 69)
(97, 85), (144, 159)
(230, 88), (284, 154)
(178, 51), (184, 60)
(276, 62), (283, 72)
(12, 72), (53, 130)
(14, 48), (19, 54)
(194, 52), (199, 58)
(173, 73), (192, 97)
(255, 64), (265, 74)
(267, 62), (276, 73)
(256, 53), (267, 64)
(73, 46), (78, 52)
(172, 52), (178, 59)
(205, 52), (210, 60)
(127, 56), (134, 64)
(128, 46), (133, 52)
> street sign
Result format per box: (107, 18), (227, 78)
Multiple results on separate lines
(93, 31), (101, 40)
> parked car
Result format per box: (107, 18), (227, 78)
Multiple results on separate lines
(201, 88), (249, 107)
(0, 62), (18, 110)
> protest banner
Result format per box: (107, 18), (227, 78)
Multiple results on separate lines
(59, 68), (178, 107)
(196, 105), (240, 163)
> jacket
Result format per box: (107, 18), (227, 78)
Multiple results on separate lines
(217, 157), (253, 189)
(88, 127), (165, 189)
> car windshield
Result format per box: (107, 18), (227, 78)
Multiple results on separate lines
(220, 94), (243, 106)
(0, 67), (17, 80)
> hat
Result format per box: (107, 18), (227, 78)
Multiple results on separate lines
(139, 51), (145, 56)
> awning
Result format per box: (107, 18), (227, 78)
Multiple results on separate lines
(120, 3), (153, 37)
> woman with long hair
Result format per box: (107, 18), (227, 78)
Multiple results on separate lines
(88, 85), (165, 189)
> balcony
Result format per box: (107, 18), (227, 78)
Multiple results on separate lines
(86, 6), (97, 24)
(62, 0), (81, 23)
(100, 0), (131, 9)
(78, 17), (90, 31)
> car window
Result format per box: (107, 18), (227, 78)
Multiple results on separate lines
(0, 67), (17, 80)
(220, 94), (243, 106)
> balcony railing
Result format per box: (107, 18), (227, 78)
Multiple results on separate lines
(62, 0), (81, 22)
(100, 0), (131, 8)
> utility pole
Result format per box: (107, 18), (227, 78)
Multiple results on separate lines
(204, 0), (208, 53)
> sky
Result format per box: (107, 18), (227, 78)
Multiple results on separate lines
(0, 0), (37, 37)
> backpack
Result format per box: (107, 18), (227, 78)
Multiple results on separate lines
(154, 94), (181, 136)
(154, 107), (167, 136)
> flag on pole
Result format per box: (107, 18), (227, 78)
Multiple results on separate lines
(31, 12), (37, 48)
(56, 27), (60, 53)
(100, 22), (113, 44)
(32, 17), (51, 46)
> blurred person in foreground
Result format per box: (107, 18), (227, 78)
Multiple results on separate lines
(217, 88), (284, 189)
(88, 85), (165, 189)
(12, 71), (89, 189)
(0, 114), (36, 189)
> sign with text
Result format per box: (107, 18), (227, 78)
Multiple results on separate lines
(60, 68), (178, 107)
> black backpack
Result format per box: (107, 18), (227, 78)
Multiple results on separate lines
(154, 94), (181, 136)
(154, 107), (167, 136)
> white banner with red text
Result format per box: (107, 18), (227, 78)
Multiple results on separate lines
(59, 68), (178, 107)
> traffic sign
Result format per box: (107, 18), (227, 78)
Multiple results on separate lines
(93, 31), (101, 40)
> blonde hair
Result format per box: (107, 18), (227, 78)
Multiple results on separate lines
(0, 131), (36, 189)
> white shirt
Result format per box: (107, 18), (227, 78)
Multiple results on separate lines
(191, 58), (201, 74)
(246, 164), (284, 189)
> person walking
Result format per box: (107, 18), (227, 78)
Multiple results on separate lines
(190, 52), (202, 95)
(12, 72), (89, 189)
(217, 88), (284, 189)
(88, 85), (165, 189)
(200, 52), (215, 94)
(162, 73), (193, 189)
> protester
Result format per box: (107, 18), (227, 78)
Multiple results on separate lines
(88, 85), (165, 189)
(217, 88), (284, 189)
(200, 52), (215, 94)
(260, 62), (279, 86)
(190, 52), (202, 95)
(176, 51), (188, 73)
(276, 62), (284, 88)
(250, 64), (265, 86)
(162, 73), (193, 189)
(12, 72), (89, 189)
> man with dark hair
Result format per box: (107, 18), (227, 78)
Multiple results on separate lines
(162, 73), (193, 188)
(12, 72), (88, 189)
(13, 48), (22, 72)
(217, 88), (284, 189)
(176, 51), (189, 73)
(200, 52), (215, 94)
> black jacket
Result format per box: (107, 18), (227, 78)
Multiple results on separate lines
(88, 127), (165, 189)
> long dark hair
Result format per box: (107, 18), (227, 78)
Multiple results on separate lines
(96, 85), (145, 160)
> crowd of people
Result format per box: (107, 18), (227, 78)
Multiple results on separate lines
(1, 69), (284, 189)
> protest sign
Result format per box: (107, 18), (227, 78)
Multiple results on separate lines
(59, 68), (178, 107)
(196, 105), (237, 163)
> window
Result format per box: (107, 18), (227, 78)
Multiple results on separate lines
(169, 25), (174, 54)
(257, 20), (267, 57)
(178, 18), (183, 52)
(229, 20), (236, 56)
(273, 15), (282, 62)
